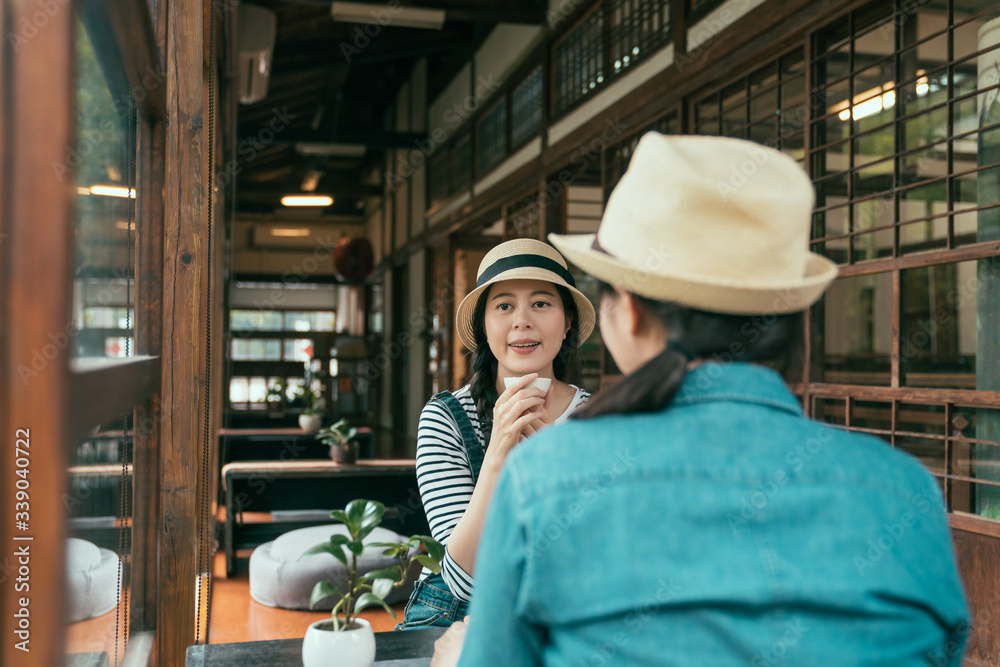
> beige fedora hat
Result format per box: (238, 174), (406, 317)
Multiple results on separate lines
(455, 238), (597, 350)
(549, 133), (839, 315)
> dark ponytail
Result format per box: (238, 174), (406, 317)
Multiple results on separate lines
(466, 283), (583, 427)
(572, 282), (805, 420)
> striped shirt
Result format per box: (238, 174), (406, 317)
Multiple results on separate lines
(415, 383), (590, 601)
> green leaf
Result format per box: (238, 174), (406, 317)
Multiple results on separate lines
(371, 578), (395, 599)
(346, 539), (365, 556)
(413, 535), (445, 562)
(355, 500), (386, 541)
(361, 567), (402, 582)
(300, 541), (347, 566)
(308, 580), (341, 610)
(354, 592), (395, 618)
(415, 555), (441, 574)
(329, 509), (351, 526)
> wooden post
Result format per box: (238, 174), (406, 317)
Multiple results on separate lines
(157, 0), (205, 663)
(0, 1), (74, 665)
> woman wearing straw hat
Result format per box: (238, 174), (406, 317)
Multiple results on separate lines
(396, 238), (596, 631)
(431, 134), (969, 665)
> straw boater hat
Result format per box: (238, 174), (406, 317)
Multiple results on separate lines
(455, 238), (597, 350)
(549, 133), (839, 315)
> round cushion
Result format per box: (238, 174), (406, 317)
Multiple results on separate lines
(249, 524), (420, 610)
(66, 538), (120, 623)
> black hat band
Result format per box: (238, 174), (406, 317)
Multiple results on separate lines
(476, 254), (576, 289)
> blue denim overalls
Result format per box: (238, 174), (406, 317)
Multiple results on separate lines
(395, 390), (486, 630)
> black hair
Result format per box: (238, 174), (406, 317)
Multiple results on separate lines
(572, 281), (804, 420)
(467, 283), (582, 428)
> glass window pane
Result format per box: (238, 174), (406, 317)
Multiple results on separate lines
(284, 339), (315, 362)
(854, 157), (894, 197)
(316, 311), (335, 331)
(851, 224), (894, 262)
(815, 171), (850, 201)
(248, 377), (268, 403)
(850, 399), (893, 432)
(814, 273), (892, 385)
(902, 106), (948, 151)
(695, 95), (720, 135)
(813, 203), (851, 239)
(229, 377), (249, 403)
(900, 261), (978, 388)
(900, 66), (948, 115)
(897, 435), (945, 475)
(72, 20), (135, 360)
(897, 402), (947, 436)
(854, 125), (895, 167)
(812, 142), (850, 180)
(812, 397), (847, 425)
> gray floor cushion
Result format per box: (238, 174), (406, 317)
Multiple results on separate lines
(66, 538), (120, 623)
(249, 524), (420, 610)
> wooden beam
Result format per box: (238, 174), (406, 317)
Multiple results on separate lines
(78, 0), (164, 122)
(157, 0), (205, 662)
(67, 357), (161, 443)
(1, 1), (74, 665)
(797, 382), (1000, 407)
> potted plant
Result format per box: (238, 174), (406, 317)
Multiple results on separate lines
(295, 364), (325, 431)
(317, 417), (359, 463)
(299, 499), (444, 667)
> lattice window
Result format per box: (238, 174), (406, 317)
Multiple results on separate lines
(553, 5), (606, 115)
(693, 49), (807, 162)
(511, 65), (543, 149)
(806, 0), (1000, 521)
(609, 0), (671, 77)
(810, 2), (1000, 263)
(477, 99), (508, 174)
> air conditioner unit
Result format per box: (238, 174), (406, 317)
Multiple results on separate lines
(237, 5), (277, 105)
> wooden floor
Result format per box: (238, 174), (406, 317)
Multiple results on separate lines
(65, 551), (406, 661)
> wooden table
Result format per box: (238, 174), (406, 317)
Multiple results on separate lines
(185, 627), (445, 666)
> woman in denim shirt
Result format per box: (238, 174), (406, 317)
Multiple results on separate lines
(432, 133), (970, 666)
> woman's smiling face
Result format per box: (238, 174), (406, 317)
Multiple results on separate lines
(483, 279), (570, 384)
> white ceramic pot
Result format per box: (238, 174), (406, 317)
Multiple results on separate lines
(299, 413), (322, 432)
(302, 617), (375, 667)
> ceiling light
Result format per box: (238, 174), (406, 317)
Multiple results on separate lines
(281, 195), (334, 207)
(115, 220), (136, 231)
(89, 185), (136, 198)
(77, 186), (91, 196)
(300, 168), (325, 192)
(294, 142), (367, 157)
(331, 1), (445, 30)
(270, 227), (312, 237)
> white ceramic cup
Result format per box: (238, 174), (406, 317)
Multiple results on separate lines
(503, 376), (552, 393)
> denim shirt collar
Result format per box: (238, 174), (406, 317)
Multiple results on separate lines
(672, 362), (803, 416)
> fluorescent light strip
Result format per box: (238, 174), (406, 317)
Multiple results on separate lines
(270, 228), (312, 237)
(280, 195), (333, 207)
(89, 185), (136, 198)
